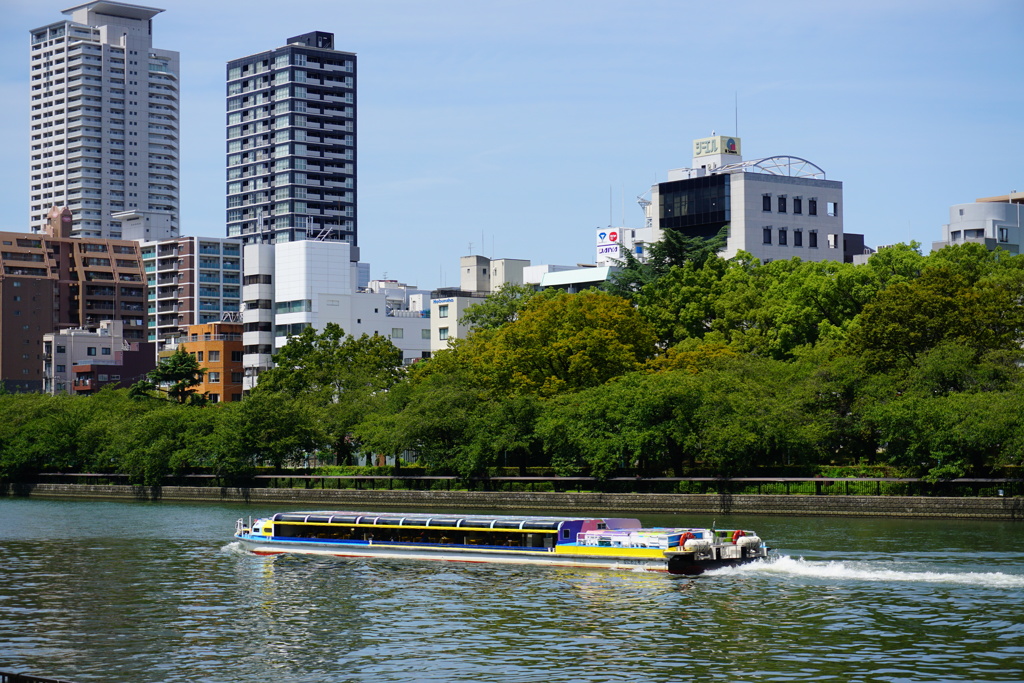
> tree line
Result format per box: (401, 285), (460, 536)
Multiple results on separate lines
(3, 240), (1024, 486)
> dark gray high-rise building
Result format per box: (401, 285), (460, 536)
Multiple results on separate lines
(225, 32), (356, 248)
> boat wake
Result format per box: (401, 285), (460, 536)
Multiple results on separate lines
(713, 555), (1024, 588)
(221, 541), (253, 556)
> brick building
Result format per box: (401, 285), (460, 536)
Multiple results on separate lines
(0, 206), (146, 391)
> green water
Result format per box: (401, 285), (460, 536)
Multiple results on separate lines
(1, 498), (1022, 682)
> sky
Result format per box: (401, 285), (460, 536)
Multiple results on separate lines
(1, 0), (1022, 290)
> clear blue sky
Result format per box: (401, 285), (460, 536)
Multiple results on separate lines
(2, 0), (1022, 290)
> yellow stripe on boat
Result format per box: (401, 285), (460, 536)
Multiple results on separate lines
(555, 545), (667, 558)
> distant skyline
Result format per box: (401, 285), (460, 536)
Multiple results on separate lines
(2, 0), (1022, 290)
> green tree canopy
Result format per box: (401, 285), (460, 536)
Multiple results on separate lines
(130, 347), (206, 404)
(253, 323), (405, 464)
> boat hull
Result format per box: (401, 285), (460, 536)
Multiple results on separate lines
(234, 535), (763, 575)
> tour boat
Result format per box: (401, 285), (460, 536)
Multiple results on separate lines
(233, 511), (768, 575)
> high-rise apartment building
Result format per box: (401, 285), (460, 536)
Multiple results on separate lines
(29, 1), (179, 240)
(139, 236), (242, 348)
(226, 32), (356, 247)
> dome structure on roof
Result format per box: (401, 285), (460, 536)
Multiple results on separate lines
(717, 155), (827, 179)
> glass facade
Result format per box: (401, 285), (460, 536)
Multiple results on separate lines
(657, 174), (730, 238)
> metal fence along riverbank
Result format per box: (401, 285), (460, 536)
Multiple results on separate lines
(4, 474), (1023, 520)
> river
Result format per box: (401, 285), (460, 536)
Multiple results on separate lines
(1, 498), (1022, 682)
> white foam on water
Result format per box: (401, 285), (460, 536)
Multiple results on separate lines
(221, 541), (253, 556)
(710, 555), (1024, 588)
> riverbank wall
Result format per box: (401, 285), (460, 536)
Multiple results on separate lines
(3, 482), (1022, 520)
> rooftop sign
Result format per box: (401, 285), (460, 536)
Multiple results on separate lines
(693, 135), (741, 158)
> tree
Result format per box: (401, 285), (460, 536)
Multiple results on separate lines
(847, 255), (1024, 371)
(354, 358), (482, 474)
(605, 226), (728, 297)
(479, 289), (659, 397)
(459, 282), (547, 331)
(130, 348), (206, 404)
(537, 370), (704, 478)
(202, 392), (327, 476)
(253, 324), (405, 464)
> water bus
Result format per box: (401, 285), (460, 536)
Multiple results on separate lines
(233, 511), (768, 575)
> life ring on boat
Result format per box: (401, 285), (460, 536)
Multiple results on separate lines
(678, 532), (695, 549)
(732, 529), (745, 544)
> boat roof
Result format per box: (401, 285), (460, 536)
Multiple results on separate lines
(267, 511), (638, 532)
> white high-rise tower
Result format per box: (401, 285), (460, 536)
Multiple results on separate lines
(29, 2), (179, 240)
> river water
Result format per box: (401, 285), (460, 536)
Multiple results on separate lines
(1, 498), (1022, 683)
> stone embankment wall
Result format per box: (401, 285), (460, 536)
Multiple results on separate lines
(4, 483), (1022, 520)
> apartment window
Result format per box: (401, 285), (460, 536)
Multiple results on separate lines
(208, 371), (220, 383)
(777, 196), (787, 213)
(208, 350), (220, 362)
(828, 234), (839, 249)
(194, 351), (204, 362)
(87, 347), (96, 356)
(209, 394), (220, 403)
(101, 347), (110, 355)
(439, 327), (449, 341)
(762, 227), (772, 245)
(999, 227), (1010, 243)
(809, 230), (818, 248)
(421, 329), (431, 340)
(794, 229), (803, 247)
(231, 372), (243, 383)
(56, 365), (65, 373)
(778, 228), (788, 246)
(56, 345), (65, 354)
(231, 350), (242, 362)
(793, 197), (802, 214)
(762, 194), (771, 212)
(808, 199), (818, 216)
(391, 328), (404, 339)
(438, 304), (449, 318)
(827, 201), (839, 217)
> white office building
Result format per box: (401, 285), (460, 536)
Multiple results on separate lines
(241, 241), (429, 391)
(933, 191), (1024, 254)
(643, 135), (846, 264)
(429, 255), (531, 353)
(29, 1), (179, 239)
